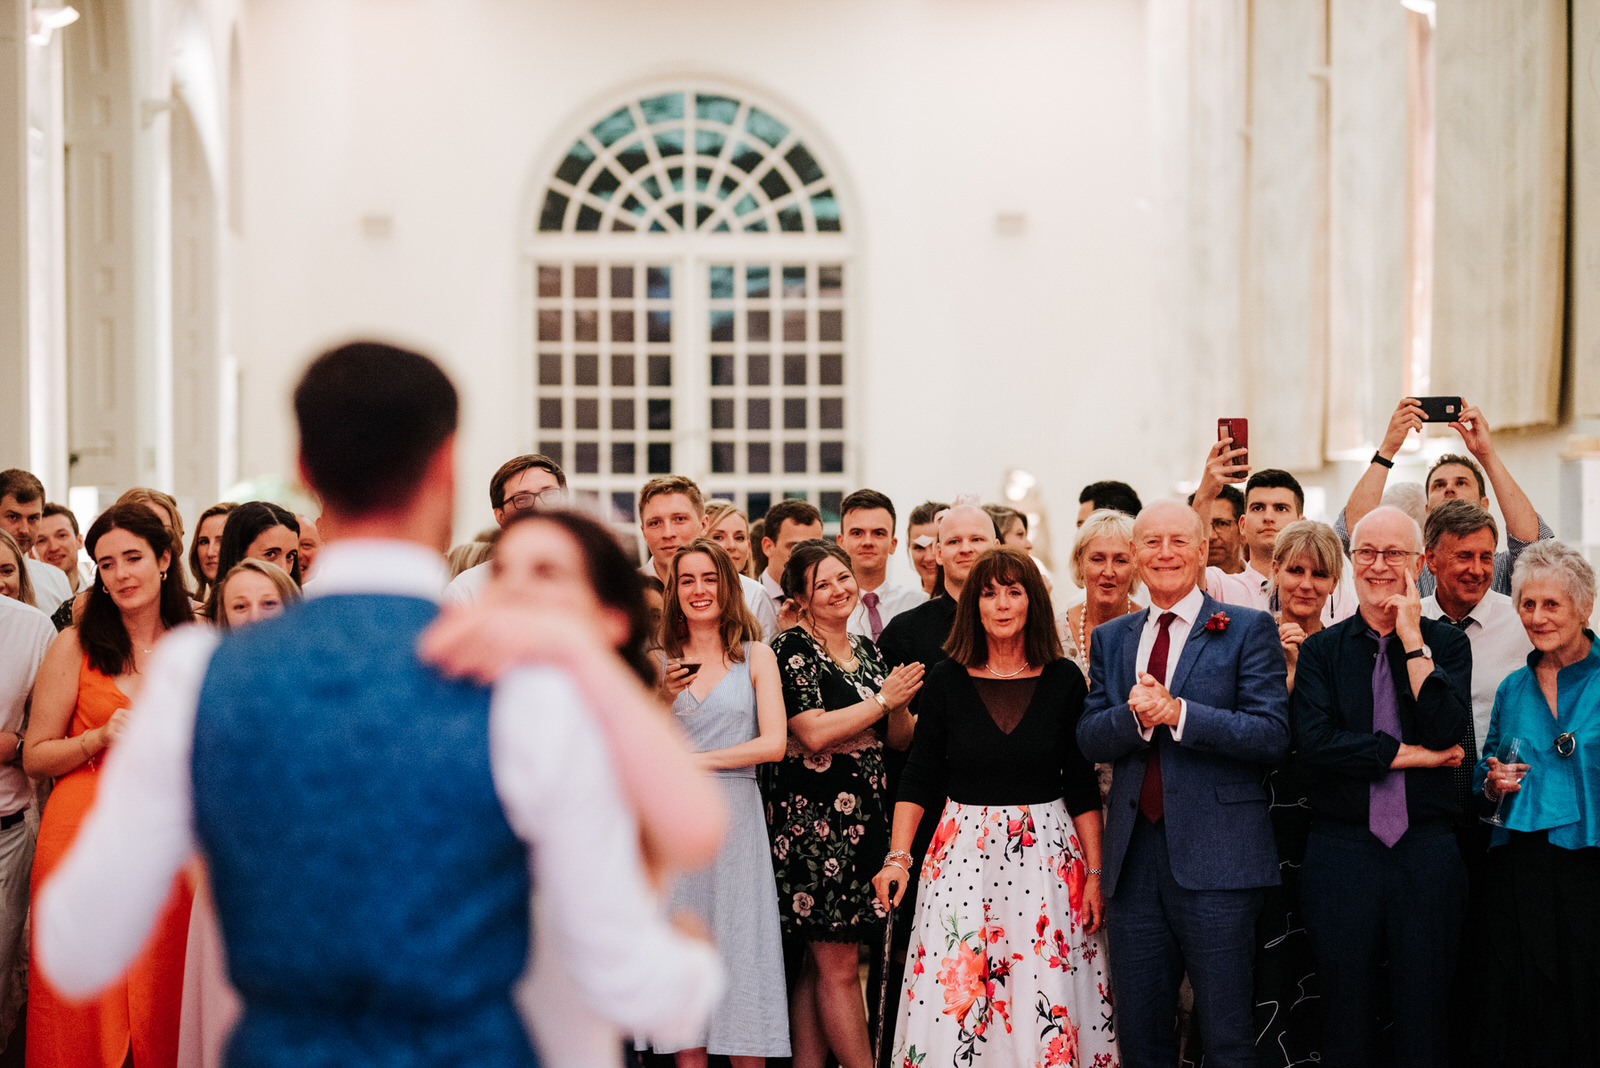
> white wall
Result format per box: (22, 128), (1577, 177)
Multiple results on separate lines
(236, 0), (1157, 556)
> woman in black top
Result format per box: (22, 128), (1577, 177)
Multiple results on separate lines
(872, 547), (1119, 1067)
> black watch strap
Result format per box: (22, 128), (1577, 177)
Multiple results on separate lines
(1371, 452), (1394, 469)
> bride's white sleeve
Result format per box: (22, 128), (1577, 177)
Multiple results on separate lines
(490, 666), (723, 1051)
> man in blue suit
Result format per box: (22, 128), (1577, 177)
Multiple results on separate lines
(1077, 500), (1289, 1068)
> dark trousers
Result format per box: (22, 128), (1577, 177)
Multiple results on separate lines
(1105, 817), (1264, 1068)
(1477, 833), (1600, 1068)
(1301, 828), (1467, 1068)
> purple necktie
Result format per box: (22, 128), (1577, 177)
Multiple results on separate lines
(1138, 612), (1177, 823)
(862, 591), (884, 642)
(1369, 631), (1409, 847)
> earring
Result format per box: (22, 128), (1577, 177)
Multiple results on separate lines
(160, 570), (167, 581)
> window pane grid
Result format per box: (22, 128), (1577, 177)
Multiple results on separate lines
(706, 258), (849, 514)
(534, 259), (675, 519)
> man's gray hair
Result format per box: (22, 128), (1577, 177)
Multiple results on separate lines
(1511, 540), (1596, 617)
(1422, 499), (1499, 553)
(1350, 505), (1424, 554)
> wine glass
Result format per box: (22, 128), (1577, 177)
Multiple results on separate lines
(1482, 737), (1529, 828)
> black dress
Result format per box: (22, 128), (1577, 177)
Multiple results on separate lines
(767, 628), (891, 942)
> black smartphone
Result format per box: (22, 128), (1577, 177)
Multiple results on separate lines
(1412, 396), (1462, 423)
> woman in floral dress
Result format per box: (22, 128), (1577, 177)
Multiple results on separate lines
(873, 547), (1118, 1067)
(769, 540), (924, 1068)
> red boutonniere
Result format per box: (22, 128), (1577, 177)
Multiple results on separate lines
(1204, 612), (1230, 633)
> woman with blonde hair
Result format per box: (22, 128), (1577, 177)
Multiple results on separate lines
(704, 501), (756, 579)
(215, 560), (301, 630)
(0, 531), (37, 608)
(1251, 518), (1343, 1065)
(1057, 508), (1141, 678)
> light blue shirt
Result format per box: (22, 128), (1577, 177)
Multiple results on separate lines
(1475, 631), (1600, 849)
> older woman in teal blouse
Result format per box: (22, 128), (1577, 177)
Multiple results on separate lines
(1472, 539), (1599, 1068)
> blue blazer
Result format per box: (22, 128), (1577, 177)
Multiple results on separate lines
(1076, 592), (1290, 896)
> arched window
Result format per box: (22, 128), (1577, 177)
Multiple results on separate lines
(526, 85), (852, 525)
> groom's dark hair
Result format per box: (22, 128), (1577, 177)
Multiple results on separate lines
(294, 341), (458, 515)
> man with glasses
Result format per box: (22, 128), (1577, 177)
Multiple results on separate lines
(1291, 505), (1472, 1068)
(444, 455), (566, 605)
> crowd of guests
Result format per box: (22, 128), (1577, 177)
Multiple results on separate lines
(0, 382), (1596, 1068)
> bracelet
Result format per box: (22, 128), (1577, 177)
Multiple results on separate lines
(884, 849), (914, 867)
(872, 693), (888, 713)
(1370, 451), (1394, 469)
(882, 861), (910, 874)
(78, 733), (97, 765)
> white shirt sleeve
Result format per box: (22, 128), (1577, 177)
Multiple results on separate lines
(490, 666), (723, 1045)
(742, 577), (780, 643)
(33, 625), (218, 997)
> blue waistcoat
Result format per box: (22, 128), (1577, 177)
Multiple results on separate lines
(192, 594), (537, 1068)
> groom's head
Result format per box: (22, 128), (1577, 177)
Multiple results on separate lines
(295, 341), (459, 550)
(1133, 501), (1207, 609)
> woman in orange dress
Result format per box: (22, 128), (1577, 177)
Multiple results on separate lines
(24, 501), (197, 1068)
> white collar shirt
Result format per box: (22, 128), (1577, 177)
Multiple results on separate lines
(846, 580), (928, 640)
(1133, 584), (1206, 742)
(0, 596), (54, 813)
(26, 557), (71, 615)
(1421, 589), (1533, 750)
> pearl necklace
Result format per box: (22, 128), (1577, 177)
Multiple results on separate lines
(1075, 597), (1135, 669)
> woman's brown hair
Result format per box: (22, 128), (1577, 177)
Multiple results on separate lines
(659, 538), (761, 662)
(188, 501), (238, 602)
(79, 503), (195, 676)
(943, 547), (1063, 668)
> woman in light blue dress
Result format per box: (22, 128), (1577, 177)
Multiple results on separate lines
(655, 537), (791, 1067)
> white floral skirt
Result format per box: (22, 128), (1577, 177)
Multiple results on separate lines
(892, 799), (1119, 1068)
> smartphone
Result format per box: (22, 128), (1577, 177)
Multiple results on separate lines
(1217, 417), (1248, 475)
(1412, 396), (1462, 423)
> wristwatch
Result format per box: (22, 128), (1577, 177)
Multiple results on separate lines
(1403, 644), (1432, 662)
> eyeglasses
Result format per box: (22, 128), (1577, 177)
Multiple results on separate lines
(1351, 548), (1419, 566)
(501, 488), (565, 513)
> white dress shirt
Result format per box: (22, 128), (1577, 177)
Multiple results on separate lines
(1133, 584), (1206, 742)
(1421, 589), (1534, 751)
(846, 580), (927, 640)
(37, 539), (722, 1053)
(25, 557), (71, 615)
(0, 597), (54, 815)
(442, 559), (492, 606)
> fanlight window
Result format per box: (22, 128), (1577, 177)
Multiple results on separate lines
(538, 91), (842, 236)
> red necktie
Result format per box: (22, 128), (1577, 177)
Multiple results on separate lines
(1138, 611), (1178, 823)
(861, 591), (884, 642)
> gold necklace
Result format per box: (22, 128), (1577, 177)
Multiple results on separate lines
(808, 625), (857, 670)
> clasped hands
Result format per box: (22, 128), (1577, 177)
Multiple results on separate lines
(1129, 673), (1181, 731)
